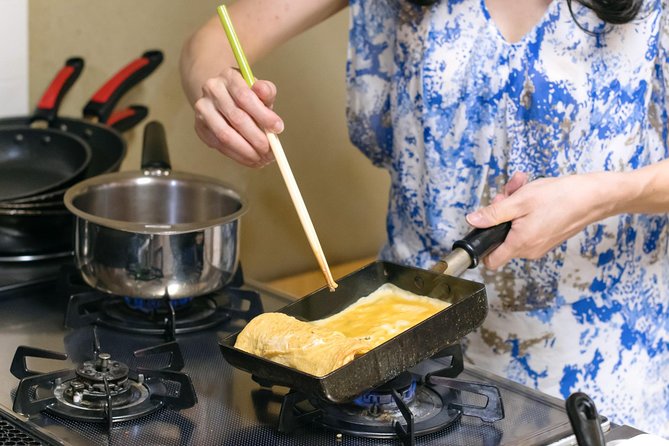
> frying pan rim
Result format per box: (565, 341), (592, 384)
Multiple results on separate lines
(0, 208), (71, 216)
(0, 126), (92, 201)
(0, 116), (127, 204)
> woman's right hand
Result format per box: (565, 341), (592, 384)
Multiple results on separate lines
(193, 67), (284, 168)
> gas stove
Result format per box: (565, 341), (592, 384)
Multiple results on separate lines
(11, 331), (196, 429)
(0, 259), (629, 445)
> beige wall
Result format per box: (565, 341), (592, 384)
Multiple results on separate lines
(29, 1), (389, 282)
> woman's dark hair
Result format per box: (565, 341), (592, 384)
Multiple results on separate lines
(566, 0), (643, 25)
(406, 0), (643, 30)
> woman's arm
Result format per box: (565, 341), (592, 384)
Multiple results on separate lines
(179, 0), (347, 166)
(466, 159), (669, 269)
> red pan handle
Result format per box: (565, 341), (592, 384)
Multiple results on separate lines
(83, 50), (163, 124)
(107, 105), (149, 133)
(32, 57), (84, 125)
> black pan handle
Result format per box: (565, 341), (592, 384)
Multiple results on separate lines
(107, 105), (149, 133)
(32, 57), (84, 126)
(142, 121), (171, 170)
(566, 392), (606, 446)
(453, 221), (512, 269)
(83, 50), (163, 123)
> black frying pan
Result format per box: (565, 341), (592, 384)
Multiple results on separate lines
(0, 107), (145, 210)
(220, 223), (511, 403)
(0, 50), (163, 206)
(0, 58), (92, 202)
(0, 127), (91, 201)
(0, 208), (74, 261)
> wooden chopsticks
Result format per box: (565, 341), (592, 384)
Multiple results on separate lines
(217, 5), (338, 291)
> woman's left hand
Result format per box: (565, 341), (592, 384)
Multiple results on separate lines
(465, 171), (612, 269)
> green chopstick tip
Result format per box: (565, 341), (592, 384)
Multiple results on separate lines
(217, 3), (255, 87)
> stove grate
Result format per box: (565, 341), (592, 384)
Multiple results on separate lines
(9, 327), (197, 437)
(62, 265), (263, 340)
(265, 344), (504, 446)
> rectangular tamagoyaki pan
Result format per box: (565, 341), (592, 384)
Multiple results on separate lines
(220, 223), (510, 403)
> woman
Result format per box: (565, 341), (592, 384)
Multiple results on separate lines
(180, 0), (669, 435)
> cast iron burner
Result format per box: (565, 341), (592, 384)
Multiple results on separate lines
(10, 328), (197, 433)
(62, 266), (263, 340)
(267, 345), (504, 446)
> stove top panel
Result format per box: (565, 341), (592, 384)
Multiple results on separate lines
(0, 279), (578, 446)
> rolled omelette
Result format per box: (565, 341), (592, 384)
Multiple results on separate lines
(234, 312), (371, 376)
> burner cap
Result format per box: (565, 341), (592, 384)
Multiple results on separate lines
(76, 353), (129, 384)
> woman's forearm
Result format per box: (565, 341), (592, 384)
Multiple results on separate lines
(180, 0), (348, 105)
(180, 16), (237, 105)
(603, 158), (669, 218)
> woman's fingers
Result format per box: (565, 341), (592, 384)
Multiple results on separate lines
(466, 199), (518, 228)
(194, 68), (283, 166)
(491, 193), (506, 204)
(252, 80), (278, 109)
(475, 173), (606, 270)
(194, 99), (265, 167)
(206, 78), (272, 157)
(482, 237), (515, 270)
(224, 70), (283, 133)
(504, 171), (530, 196)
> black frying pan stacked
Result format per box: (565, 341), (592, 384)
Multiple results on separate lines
(0, 58), (90, 204)
(0, 51), (163, 261)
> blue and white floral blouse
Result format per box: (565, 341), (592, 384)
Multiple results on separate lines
(346, 0), (669, 436)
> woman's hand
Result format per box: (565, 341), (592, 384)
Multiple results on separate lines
(180, 0), (347, 168)
(465, 171), (613, 269)
(193, 68), (284, 168)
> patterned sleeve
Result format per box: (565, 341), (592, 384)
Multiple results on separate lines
(345, 0), (399, 169)
(657, 1), (669, 133)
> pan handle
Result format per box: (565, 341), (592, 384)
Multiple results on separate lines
(141, 121), (171, 171)
(83, 50), (163, 124)
(453, 222), (511, 268)
(566, 392), (606, 446)
(31, 57), (84, 127)
(107, 105), (149, 133)
(433, 222), (511, 276)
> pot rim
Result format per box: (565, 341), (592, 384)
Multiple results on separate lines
(64, 170), (248, 235)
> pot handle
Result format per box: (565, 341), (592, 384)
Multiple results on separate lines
(83, 50), (163, 124)
(108, 105), (149, 133)
(142, 121), (171, 170)
(32, 57), (85, 126)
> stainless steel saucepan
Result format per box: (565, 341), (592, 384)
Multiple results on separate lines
(64, 121), (247, 299)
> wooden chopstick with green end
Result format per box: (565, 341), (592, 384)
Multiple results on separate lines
(217, 5), (338, 291)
